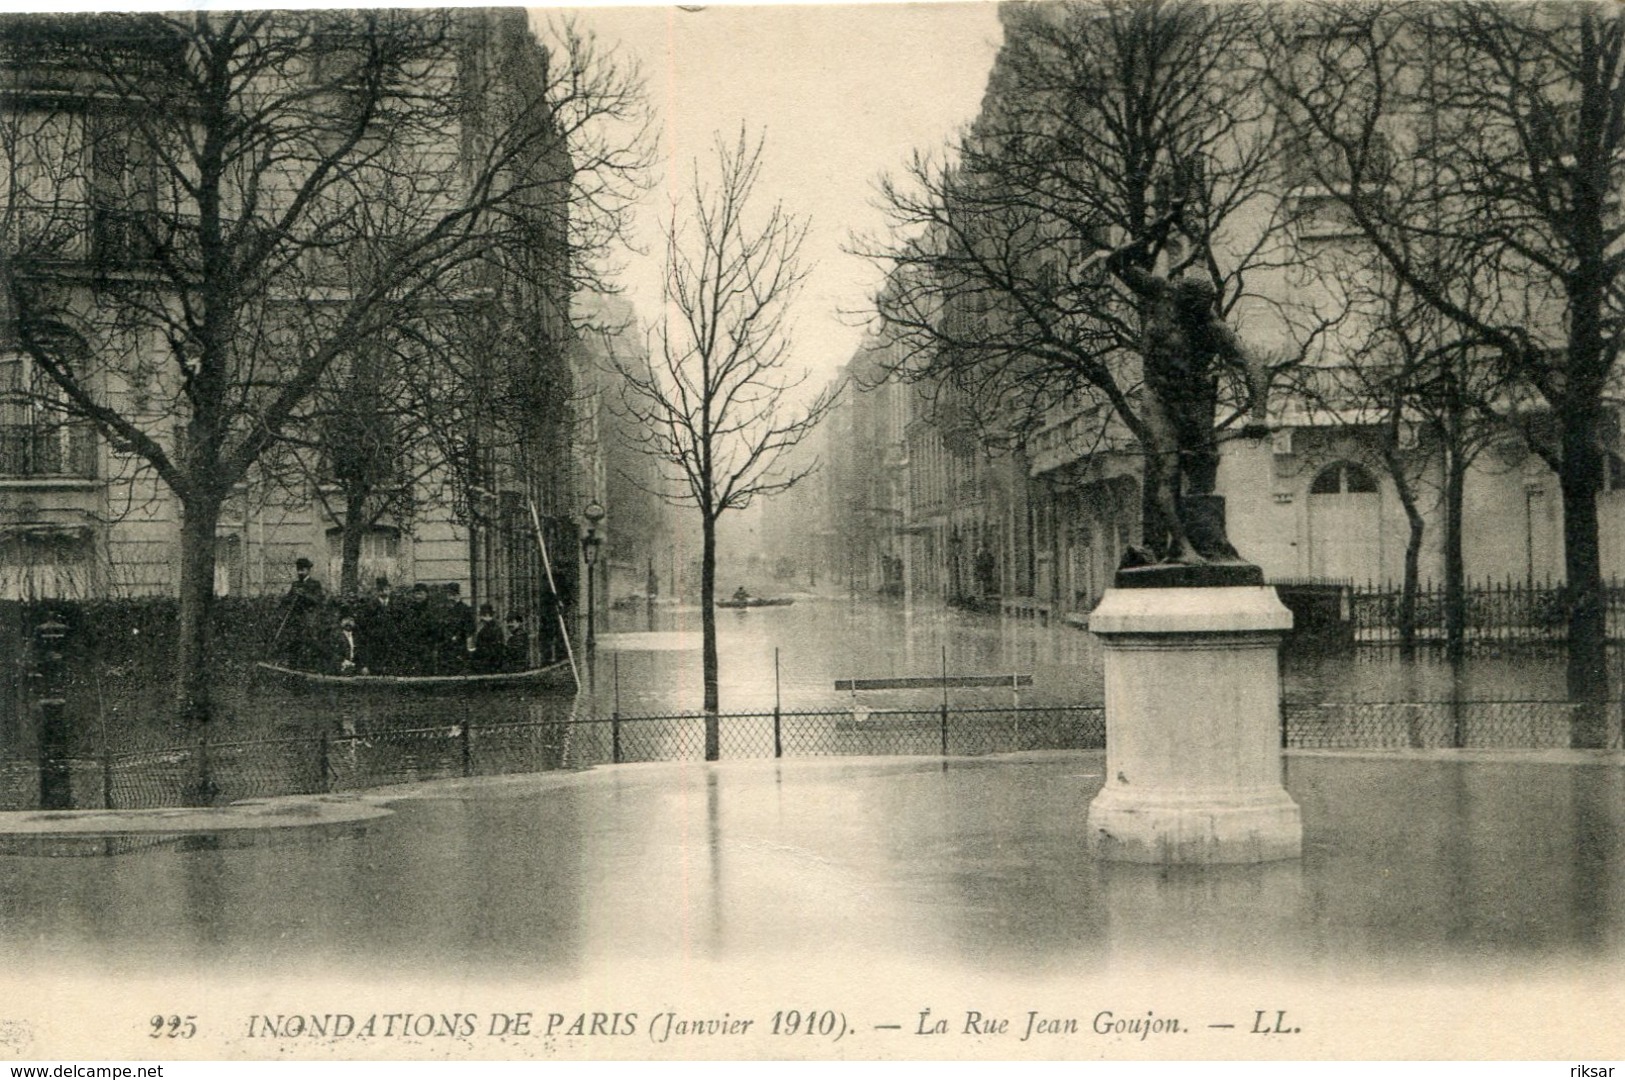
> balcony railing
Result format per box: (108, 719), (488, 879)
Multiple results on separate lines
(4, 204), (193, 272)
(0, 423), (96, 479)
(90, 206), (202, 270)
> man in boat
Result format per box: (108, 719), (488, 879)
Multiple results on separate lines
(468, 603), (505, 674)
(441, 584), (475, 674)
(732, 585), (750, 604)
(279, 556), (325, 668)
(359, 578), (398, 675)
(401, 583), (433, 674)
(503, 612), (528, 672)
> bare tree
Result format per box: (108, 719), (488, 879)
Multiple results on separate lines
(1284, 253), (1508, 658)
(861, 0), (1302, 553)
(1269, 0), (1625, 745)
(0, 11), (646, 781)
(283, 331), (439, 597)
(611, 130), (839, 759)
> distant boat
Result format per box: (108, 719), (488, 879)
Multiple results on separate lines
(715, 596), (795, 609)
(253, 660), (577, 694)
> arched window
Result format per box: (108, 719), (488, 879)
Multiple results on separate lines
(1310, 460), (1379, 495)
(1307, 461), (1381, 584)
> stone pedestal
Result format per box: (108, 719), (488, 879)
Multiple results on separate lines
(1086, 585), (1301, 864)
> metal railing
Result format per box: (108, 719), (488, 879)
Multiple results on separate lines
(567, 704), (1104, 766)
(1343, 578), (1625, 646)
(0, 704), (1105, 810)
(4, 699), (1621, 812)
(1282, 699), (1625, 751)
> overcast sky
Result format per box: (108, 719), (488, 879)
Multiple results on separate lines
(553, 2), (1004, 390)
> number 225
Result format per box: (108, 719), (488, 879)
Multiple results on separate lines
(149, 1015), (197, 1039)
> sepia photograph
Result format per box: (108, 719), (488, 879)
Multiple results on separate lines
(0, 0), (1621, 1065)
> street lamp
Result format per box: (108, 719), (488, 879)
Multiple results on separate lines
(582, 501), (605, 650)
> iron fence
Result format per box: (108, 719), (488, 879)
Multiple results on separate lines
(3, 698), (1622, 811)
(563, 704), (1106, 766)
(1346, 578), (1625, 646)
(1282, 699), (1625, 750)
(0, 705), (1104, 809)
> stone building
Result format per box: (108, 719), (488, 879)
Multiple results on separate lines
(0, 10), (593, 633)
(834, 2), (1625, 618)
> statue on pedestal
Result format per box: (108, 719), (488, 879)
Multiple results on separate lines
(1103, 214), (1270, 585)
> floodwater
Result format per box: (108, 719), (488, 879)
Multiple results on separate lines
(7, 754), (1619, 980)
(588, 598), (1102, 715)
(6, 597), (1622, 1058)
(587, 596), (1588, 717)
(0, 753), (1621, 1057)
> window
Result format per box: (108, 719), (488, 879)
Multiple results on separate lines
(1291, 191), (1364, 240)
(325, 525), (403, 592)
(0, 354), (94, 479)
(1310, 460), (1379, 495)
(0, 524), (95, 600)
(1605, 452), (1625, 494)
(4, 110), (86, 261)
(308, 24), (383, 141)
(1284, 127), (1393, 242)
(88, 114), (169, 268)
(311, 31), (371, 88)
(214, 533), (243, 597)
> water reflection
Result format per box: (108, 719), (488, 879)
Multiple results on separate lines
(1291, 758), (1625, 968)
(593, 599), (1106, 716)
(590, 598), (1604, 719)
(1096, 861), (1309, 970)
(1, 756), (1619, 984)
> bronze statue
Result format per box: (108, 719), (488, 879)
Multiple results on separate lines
(1103, 215), (1264, 575)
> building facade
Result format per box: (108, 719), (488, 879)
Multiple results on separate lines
(822, 3), (1625, 619)
(0, 10), (593, 637)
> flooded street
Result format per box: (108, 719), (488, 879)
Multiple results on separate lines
(587, 596), (1588, 717)
(1, 753), (1622, 1058)
(588, 597), (1102, 715)
(3, 596), (1623, 1058)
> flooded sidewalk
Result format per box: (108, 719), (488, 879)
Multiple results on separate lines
(0, 750), (1621, 1059)
(0, 794), (393, 856)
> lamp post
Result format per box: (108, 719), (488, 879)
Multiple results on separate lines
(582, 501), (605, 651)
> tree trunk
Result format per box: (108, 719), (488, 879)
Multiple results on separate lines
(1559, 242), (1611, 745)
(1399, 493), (1424, 660)
(1560, 424), (1610, 748)
(701, 509), (720, 760)
(468, 518), (480, 630)
(176, 493), (223, 805)
(1382, 435), (1425, 659)
(340, 489), (367, 596)
(1443, 450), (1467, 666)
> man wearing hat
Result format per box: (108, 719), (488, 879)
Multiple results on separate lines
(288, 557), (323, 599)
(502, 612), (529, 672)
(468, 603), (505, 674)
(359, 577), (398, 675)
(279, 556), (325, 668)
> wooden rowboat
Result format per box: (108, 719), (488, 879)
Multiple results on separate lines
(253, 659), (577, 694)
(714, 596), (795, 609)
